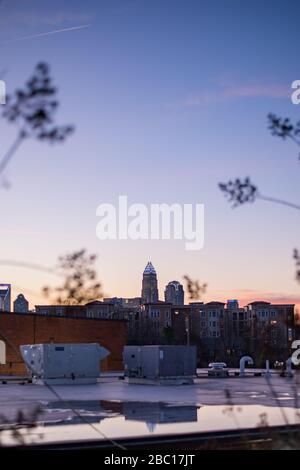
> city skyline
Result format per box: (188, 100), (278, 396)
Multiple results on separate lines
(1, 259), (299, 311)
(1, 0), (300, 309)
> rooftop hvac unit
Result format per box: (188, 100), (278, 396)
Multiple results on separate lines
(123, 345), (197, 385)
(20, 343), (110, 385)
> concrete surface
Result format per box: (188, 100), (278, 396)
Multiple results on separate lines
(0, 374), (299, 446)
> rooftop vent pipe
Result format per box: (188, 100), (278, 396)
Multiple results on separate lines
(239, 356), (254, 377)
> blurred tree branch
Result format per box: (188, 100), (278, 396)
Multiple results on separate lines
(219, 177), (300, 211)
(219, 113), (300, 282)
(268, 113), (300, 154)
(42, 249), (103, 305)
(1, 62), (73, 180)
(183, 275), (207, 301)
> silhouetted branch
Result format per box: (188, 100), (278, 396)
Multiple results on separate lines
(268, 113), (300, 151)
(219, 177), (300, 211)
(0, 134), (24, 175)
(183, 275), (207, 301)
(1, 62), (74, 178)
(258, 195), (300, 211)
(293, 249), (300, 283)
(0, 406), (43, 446)
(219, 177), (257, 207)
(43, 249), (103, 304)
(0, 259), (60, 275)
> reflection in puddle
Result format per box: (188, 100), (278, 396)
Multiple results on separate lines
(40, 399), (300, 437)
(44, 401), (200, 430)
(123, 401), (198, 424)
(1, 401), (300, 446)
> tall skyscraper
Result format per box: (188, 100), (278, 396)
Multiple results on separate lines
(13, 294), (29, 313)
(164, 281), (184, 306)
(0, 284), (11, 312)
(141, 262), (159, 303)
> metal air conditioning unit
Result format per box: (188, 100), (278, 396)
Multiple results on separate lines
(123, 345), (197, 385)
(20, 343), (110, 385)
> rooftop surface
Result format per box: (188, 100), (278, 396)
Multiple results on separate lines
(0, 373), (299, 446)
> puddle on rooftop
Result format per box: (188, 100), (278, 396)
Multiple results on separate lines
(1, 400), (300, 446)
(35, 399), (300, 438)
(43, 400), (200, 427)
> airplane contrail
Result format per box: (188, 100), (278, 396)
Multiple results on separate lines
(2, 24), (91, 44)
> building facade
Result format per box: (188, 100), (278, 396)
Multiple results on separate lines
(126, 302), (173, 344)
(189, 300), (295, 366)
(0, 311), (127, 375)
(244, 301), (295, 363)
(35, 301), (123, 319)
(164, 281), (184, 306)
(104, 297), (142, 308)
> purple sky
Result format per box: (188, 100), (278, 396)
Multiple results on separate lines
(1, 0), (300, 308)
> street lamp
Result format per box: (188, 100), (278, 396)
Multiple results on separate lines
(185, 313), (190, 346)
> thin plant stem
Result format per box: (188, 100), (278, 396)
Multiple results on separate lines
(258, 194), (300, 212)
(0, 133), (25, 176)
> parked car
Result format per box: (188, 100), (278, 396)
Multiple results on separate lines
(208, 362), (229, 377)
(274, 361), (284, 369)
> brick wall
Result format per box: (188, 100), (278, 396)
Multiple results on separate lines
(0, 312), (127, 376)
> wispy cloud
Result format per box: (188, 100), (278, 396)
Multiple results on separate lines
(182, 83), (290, 107)
(2, 24), (91, 44)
